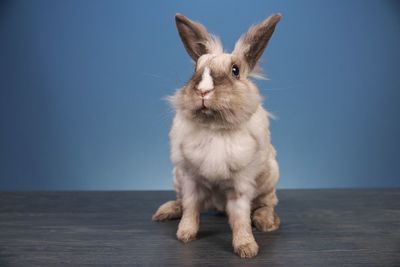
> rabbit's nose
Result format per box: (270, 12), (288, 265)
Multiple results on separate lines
(197, 89), (214, 98)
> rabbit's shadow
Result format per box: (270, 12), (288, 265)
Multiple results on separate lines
(197, 211), (234, 254)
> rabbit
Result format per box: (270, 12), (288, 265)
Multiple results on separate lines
(152, 13), (282, 258)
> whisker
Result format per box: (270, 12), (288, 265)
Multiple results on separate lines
(140, 72), (178, 82)
(261, 85), (297, 91)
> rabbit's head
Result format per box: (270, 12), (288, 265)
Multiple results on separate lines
(171, 13), (281, 129)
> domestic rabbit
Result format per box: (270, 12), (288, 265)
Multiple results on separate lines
(153, 13), (281, 258)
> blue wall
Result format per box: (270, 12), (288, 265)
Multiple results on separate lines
(0, 0), (399, 190)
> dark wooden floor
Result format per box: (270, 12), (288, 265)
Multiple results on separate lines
(0, 189), (399, 266)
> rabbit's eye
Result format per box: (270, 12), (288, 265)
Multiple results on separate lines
(231, 64), (240, 78)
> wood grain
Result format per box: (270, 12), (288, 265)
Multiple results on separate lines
(0, 189), (399, 266)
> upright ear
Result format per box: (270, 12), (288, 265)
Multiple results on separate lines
(175, 13), (221, 61)
(233, 14), (281, 71)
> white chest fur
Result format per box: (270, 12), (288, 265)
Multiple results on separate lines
(181, 128), (258, 180)
(170, 106), (271, 184)
(169, 109), (272, 184)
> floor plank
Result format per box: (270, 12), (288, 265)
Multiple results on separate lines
(0, 189), (399, 266)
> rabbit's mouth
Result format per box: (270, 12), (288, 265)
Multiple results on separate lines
(196, 96), (210, 110)
(198, 103), (212, 113)
(195, 108), (216, 120)
(201, 99), (208, 109)
(195, 101), (214, 114)
(199, 108), (214, 116)
(199, 100), (217, 116)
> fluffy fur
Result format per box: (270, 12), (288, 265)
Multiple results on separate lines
(153, 13), (282, 258)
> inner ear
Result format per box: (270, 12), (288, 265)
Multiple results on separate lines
(175, 14), (212, 61)
(233, 14), (281, 71)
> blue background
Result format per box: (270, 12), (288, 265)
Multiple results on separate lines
(0, 0), (399, 190)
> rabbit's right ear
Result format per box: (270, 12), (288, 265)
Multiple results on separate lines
(233, 14), (281, 71)
(175, 13), (220, 61)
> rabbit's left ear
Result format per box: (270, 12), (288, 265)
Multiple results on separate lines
(233, 14), (281, 71)
(175, 13), (219, 61)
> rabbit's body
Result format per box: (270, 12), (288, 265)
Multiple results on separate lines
(153, 13), (282, 258)
(171, 106), (279, 213)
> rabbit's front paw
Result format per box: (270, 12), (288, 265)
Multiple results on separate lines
(176, 226), (197, 243)
(234, 240), (259, 258)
